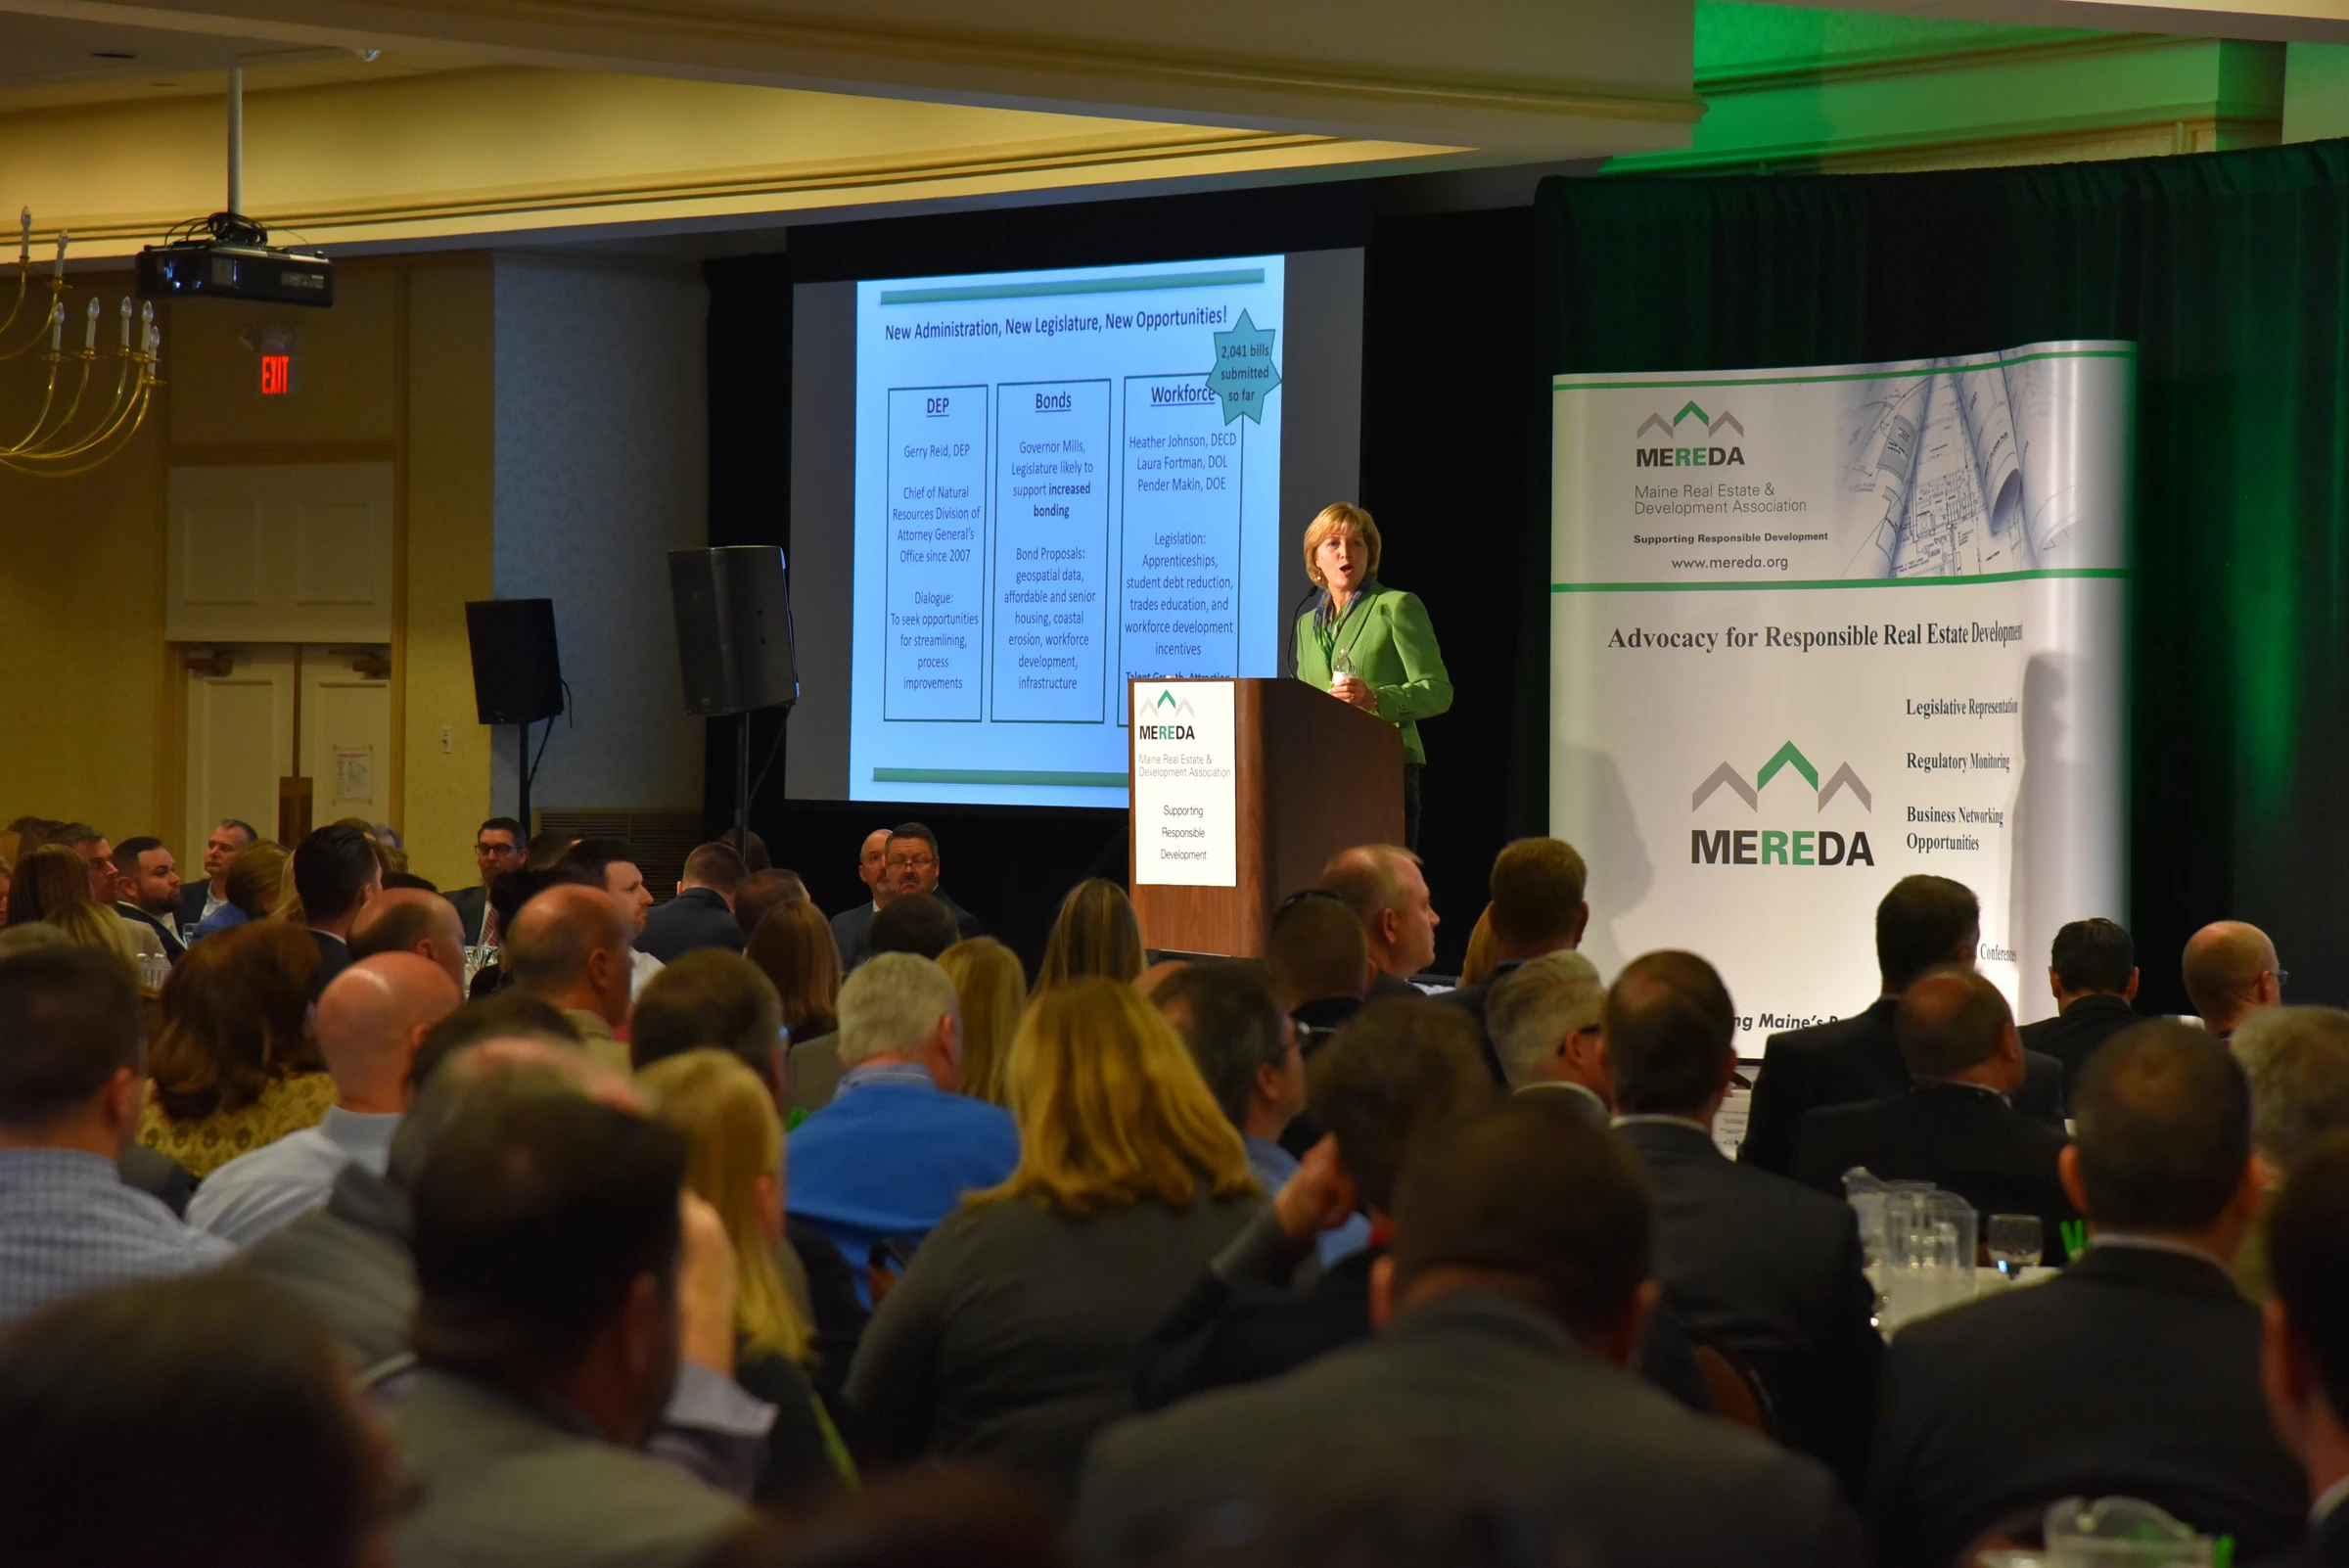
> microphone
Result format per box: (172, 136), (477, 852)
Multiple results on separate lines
(1281, 582), (1321, 679)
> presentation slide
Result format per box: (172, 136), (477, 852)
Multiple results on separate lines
(848, 256), (1287, 807)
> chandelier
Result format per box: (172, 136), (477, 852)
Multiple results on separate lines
(0, 212), (163, 478)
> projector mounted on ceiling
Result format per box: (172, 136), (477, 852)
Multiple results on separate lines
(136, 67), (332, 308)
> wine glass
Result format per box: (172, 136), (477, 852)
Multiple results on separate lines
(1987, 1214), (2043, 1279)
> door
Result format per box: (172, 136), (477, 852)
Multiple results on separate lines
(300, 646), (392, 828)
(185, 647), (297, 848)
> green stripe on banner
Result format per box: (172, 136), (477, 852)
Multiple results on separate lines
(877, 270), (1264, 305)
(1552, 347), (2137, 392)
(873, 766), (1129, 788)
(1551, 568), (2130, 593)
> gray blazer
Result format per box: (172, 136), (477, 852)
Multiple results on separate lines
(1076, 1290), (1860, 1568)
(849, 1190), (1259, 1505)
(788, 1033), (842, 1115)
(392, 1368), (745, 1568)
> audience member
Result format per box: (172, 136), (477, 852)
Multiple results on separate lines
(718, 827), (772, 872)
(1439, 837), (1590, 1083)
(466, 860), (596, 996)
(63, 824), (115, 902)
(2259, 1130), (2349, 1568)
(848, 977), (1260, 1503)
(50, 897), (149, 968)
(1486, 948), (1611, 1114)
(0, 920), (68, 960)
(0, 947), (232, 1323)
(643, 842), (751, 963)
(1457, 902), (1498, 987)
(3, 843), (92, 926)
(868, 891), (963, 962)
(788, 952), (1018, 1290)
(1155, 962), (1308, 1190)
(192, 837), (288, 941)
(448, 815), (523, 945)
(1036, 877), (1145, 989)
(567, 836), (665, 995)
(1867, 1022), (2305, 1568)
(1321, 843), (1441, 996)
(734, 867), (809, 942)
(836, 825), (980, 971)
(1133, 994), (1494, 1410)
(109, 835), (186, 959)
(349, 884), (470, 989)
(505, 882), (636, 1074)
(1794, 967), (2077, 1262)
(1607, 950), (1881, 1492)
(937, 936), (1025, 1108)
(747, 899), (849, 1112)
(139, 921), (333, 1178)
(393, 1095), (749, 1567)
(384, 871), (439, 893)
(293, 822), (383, 995)
(2232, 1006), (2349, 1301)
(177, 817), (257, 932)
(1740, 875), (2064, 1174)
(2019, 916), (2140, 1096)
(189, 953), (460, 1245)
(633, 949), (787, 1099)
(524, 827), (579, 868)
(829, 828), (897, 969)
(0, 1271), (396, 1568)
(1267, 891), (1372, 1044)
(640, 1048), (849, 1505)
(2186, 919), (2286, 1040)
(1078, 1095), (1862, 1568)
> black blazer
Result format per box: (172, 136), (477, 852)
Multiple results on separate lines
(447, 884), (488, 945)
(1867, 1244), (2307, 1568)
(2257, 1505), (2349, 1568)
(2019, 992), (2140, 1099)
(1792, 1083), (2078, 1262)
(308, 929), (351, 999)
(1435, 956), (1524, 1086)
(1081, 1291), (1862, 1568)
(1617, 1118), (1882, 1494)
(637, 887), (745, 963)
(115, 901), (185, 961)
(175, 884), (212, 935)
(1740, 996), (2066, 1175)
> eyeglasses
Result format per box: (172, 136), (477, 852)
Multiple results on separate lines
(886, 853), (937, 870)
(2273, 968), (2290, 990)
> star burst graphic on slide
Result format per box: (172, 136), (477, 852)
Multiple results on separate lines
(1206, 310), (1280, 424)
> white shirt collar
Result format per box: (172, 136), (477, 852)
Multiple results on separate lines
(2088, 1232), (2230, 1268)
(2314, 1473), (2349, 1525)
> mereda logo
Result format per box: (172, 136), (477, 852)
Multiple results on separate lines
(1136, 687), (1196, 740)
(1636, 401), (1745, 468)
(1690, 742), (1874, 867)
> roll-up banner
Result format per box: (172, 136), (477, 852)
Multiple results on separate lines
(1551, 342), (2131, 1039)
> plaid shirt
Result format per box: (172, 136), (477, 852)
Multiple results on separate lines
(0, 1147), (234, 1325)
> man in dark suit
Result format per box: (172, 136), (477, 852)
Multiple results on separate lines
(1438, 836), (1590, 1085)
(174, 818), (254, 935)
(1794, 968), (2077, 1263)
(293, 823), (381, 998)
(1608, 949), (1881, 1494)
(1739, 875), (2063, 1175)
(1079, 1095), (1862, 1568)
(2020, 917), (2141, 1098)
(636, 843), (749, 963)
(110, 836), (187, 961)
(1866, 1023), (2306, 1568)
(1321, 844), (1442, 998)
(444, 816), (523, 946)
(831, 823), (979, 972)
(2258, 1131), (2349, 1567)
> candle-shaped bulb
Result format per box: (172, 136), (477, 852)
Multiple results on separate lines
(49, 300), (63, 350)
(17, 208), (27, 265)
(117, 296), (131, 348)
(51, 230), (67, 281)
(82, 297), (98, 350)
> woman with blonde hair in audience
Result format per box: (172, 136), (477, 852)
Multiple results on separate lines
(638, 1048), (852, 1505)
(139, 920), (331, 1177)
(847, 976), (1260, 1503)
(1458, 901), (1499, 987)
(1034, 877), (1145, 991)
(190, 840), (288, 942)
(937, 937), (1026, 1107)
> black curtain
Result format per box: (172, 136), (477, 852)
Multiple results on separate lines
(1540, 144), (2349, 1010)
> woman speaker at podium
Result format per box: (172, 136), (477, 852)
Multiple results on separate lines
(1293, 503), (1452, 851)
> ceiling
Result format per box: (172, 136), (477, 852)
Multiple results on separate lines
(0, 11), (481, 112)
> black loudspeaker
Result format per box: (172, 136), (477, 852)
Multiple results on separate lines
(465, 599), (565, 724)
(669, 547), (799, 716)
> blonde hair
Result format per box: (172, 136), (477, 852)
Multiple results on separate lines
(1036, 878), (1144, 992)
(975, 977), (1257, 1218)
(938, 937), (1026, 1107)
(1302, 502), (1382, 587)
(637, 1049), (812, 1364)
(48, 899), (136, 963)
(1459, 902), (1499, 988)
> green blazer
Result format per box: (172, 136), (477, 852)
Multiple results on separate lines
(1293, 584), (1453, 765)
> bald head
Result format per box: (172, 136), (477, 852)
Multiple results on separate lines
(505, 885), (633, 1027)
(1895, 967), (2021, 1089)
(1322, 844), (1439, 979)
(350, 887), (469, 990)
(385, 1036), (642, 1191)
(2183, 920), (2281, 1037)
(313, 953), (463, 1111)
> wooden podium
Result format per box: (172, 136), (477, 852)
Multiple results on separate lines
(1128, 676), (1405, 957)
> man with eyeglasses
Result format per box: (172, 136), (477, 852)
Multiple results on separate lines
(1486, 949), (1611, 1121)
(2183, 920), (2286, 1043)
(448, 817), (524, 947)
(831, 823), (981, 972)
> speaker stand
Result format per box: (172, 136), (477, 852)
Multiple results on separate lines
(734, 711), (751, 861)
(518, 720), (533, 832)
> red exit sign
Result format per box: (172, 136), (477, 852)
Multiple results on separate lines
(259, 352), (295, 396)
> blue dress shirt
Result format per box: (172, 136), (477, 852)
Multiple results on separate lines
(186, 1105), (402, 1245)
(1241, 1132), (1372, 1267)
(0, 1147), (234, 1324)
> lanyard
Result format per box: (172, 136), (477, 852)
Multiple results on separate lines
(1314, 590), (1372, 667)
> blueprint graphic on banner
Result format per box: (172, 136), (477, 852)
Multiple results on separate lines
(1841, 351), (2108, 579)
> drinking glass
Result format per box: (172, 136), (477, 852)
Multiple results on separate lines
(1988, 1215), (2044, 1278)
